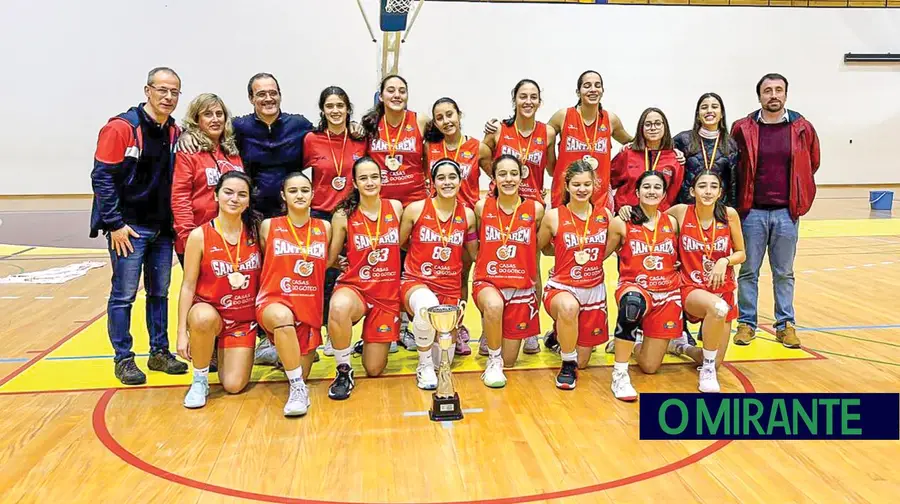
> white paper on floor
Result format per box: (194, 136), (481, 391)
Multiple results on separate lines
(0, 261), (106, 284)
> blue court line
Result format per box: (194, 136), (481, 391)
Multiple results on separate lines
(0, 353), (150, 364)
(0, 358), (29, 363)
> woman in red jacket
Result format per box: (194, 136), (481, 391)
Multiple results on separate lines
(610, 107), (682, 220)
(172, 93), (244, 264)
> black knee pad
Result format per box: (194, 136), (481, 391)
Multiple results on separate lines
(614, 292), (647, 341)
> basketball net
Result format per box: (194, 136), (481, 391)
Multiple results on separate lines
(355, 0), (425, 84)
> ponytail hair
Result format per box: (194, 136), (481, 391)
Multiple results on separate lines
(423, 97), (461, 143)
(561, 159), (597, 205)
(693, 169), (728, 224)
(629, 170), (668, 225)
(335, 156), (379, 216)
(215, 171), (261, 242)
(503, 79), (541, 127)
(362, 74), (409, 137)
(575, 70), (604, 114)
(490, 154), (522, 198)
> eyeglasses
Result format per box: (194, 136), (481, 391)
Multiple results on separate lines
(149, 85), (181, 98)
(254, 90), (280, 99)
(643, 121), (664, 130)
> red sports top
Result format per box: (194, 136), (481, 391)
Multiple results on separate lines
(256, 215), (329, 328)
(193, 220), (261, 325)
(473, 197), (538, 290)
(679, 205), (735, 295)
(171, 147), (244, 254)
(610, 148), (683, 212)
(368, 110), (427, 206)
(617, 213), (680, 293)
(426, 136), (482, 209)
(337, 199), (401, 311)
(303, 130), (367, 213)
(549, 205), (610, 288)
(553, 107), (613, 209)
(402, 199), (468, 299)
(493, 121), (548, 203)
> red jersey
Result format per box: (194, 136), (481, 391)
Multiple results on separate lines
(679, 205), (736, 294)
(171, 147), (244, 254)
(426, 136), (482, 209)
(617, 213), (680, 292)
(553, 107), (613, 209)
(256, 216), (329, 328)
(549, 206), (610, 288)
(193, 221), (261, 324)
(368, 110), (426, 206)
(337, 200), (401, 310)
(303, 130), (367, 213)
(402, 199), (468, 298)
(494, 121), (549, 203)
(610, 148), (683, 212)
(473, 198), (538, 290)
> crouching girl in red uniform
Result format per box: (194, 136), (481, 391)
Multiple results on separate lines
(256, 172), (331, 417)
(177, 171), (261, 408)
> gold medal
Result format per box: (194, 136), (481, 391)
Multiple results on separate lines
(367, 249), (381, 266)
(382, 114), (407, 173)
(228, 271), (245, 289)
(574, 250), (589, 265)
(496, 245), (510, 261)
(439, 247), (452, 262)
(385, 156), (401, 172)
(327, 129), (348, 192)
(520, 164), (529, 180)
(331, 176), (346, 190)
(584, 155), (599, 170)
(702, 255), (715, 274)
(567, 204), (595, 269)
(578, 107), (602, 170)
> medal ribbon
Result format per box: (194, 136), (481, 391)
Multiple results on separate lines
(497, 197), (522, 247)
(213, 218), (242, 272)
(327, 129), (348, 179)
(432, 199), (458, 248)
(700, 134), (720, 171)
(694, 205), (717, 260)
(514, 121), (534, 166)
(644, 149), (661, 172)
(568, 204), (594, 251)
(361, 202), (383, 251)
(383, 113), (408, 160)
(578, 108), (601, 156)
(641, 211), (660, 255)
(287, 215), (313, 261)
(443, 135), (466, 163)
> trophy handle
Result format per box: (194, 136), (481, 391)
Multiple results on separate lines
(456, 300), (467, 328)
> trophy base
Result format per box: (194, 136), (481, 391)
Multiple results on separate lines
(429, 392), (464, 422)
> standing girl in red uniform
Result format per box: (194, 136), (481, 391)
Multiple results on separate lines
(611, 108), (683, 217)
(607, 170), (682, 402)
(424, 97), (484, 356)
(666, 171), (745, 393)
(176, 172), (261, 408)
(473, 154), (544, 388)
(325, 157), (403, 400)
(256, 172), (332, 417)
(536, 160), (621, 390)
(399, 159), (478, 390)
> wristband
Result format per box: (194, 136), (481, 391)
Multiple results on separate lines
(465, 230), (478, 243)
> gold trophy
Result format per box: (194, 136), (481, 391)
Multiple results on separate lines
(426, 302), (466, 421)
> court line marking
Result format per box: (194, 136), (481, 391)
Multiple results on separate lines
(91, 363), (754, 504)
(757, 326), (899, 368)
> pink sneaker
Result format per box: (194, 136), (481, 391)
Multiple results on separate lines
(456, 325), (472, 356)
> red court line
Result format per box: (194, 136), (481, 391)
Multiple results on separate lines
(0, 309), (107, 388)
(91, 365), (755, 504)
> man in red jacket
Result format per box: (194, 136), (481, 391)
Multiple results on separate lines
(730, 73), (820, 349)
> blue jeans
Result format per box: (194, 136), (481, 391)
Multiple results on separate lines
(737, 208), (799, 330)
(106, 224), (174, 362)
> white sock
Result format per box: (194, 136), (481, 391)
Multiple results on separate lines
(702, 348), (718, 367)
(418, 349), (433, 367)
(285, 366), (304, 384)
(614, 361), (629, 374)
(194, 366), (209, 379)
(560, 350), (577, 362)
(334, 346), (352, 367)
(488, 347), (501, 359)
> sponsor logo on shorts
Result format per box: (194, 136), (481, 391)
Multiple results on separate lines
(517, 322), (527, 330)
(665, 321), (676, 329)
(378, 324), (391, 333)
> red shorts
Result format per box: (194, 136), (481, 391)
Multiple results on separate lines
(542, 280), (609, 347)
(256, 302), (323, 356)
(216, 320), (258, 349)
(473, 281), (540, 340)
(680, 285), (738, 323)
(400, 280), (461, 313)
(335, 285), (400, 344)
(615, 283), (682, 340)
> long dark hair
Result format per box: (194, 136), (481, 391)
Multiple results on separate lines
(575, 70), (604, 113)
(335, 156), (379, 216)
(630, 170), (668, 225)
(215, 171), (261, 242)
(315, 86), (364, 141)
(631, 107), (674, 152)
(502, 79), (541, 127)
(423, 97), (461, 143)
(687, 92), (733, 157)
(361, 74), (409, 137)
(562, 159), (597, 205)
(490, 154), (523, 198)
(692, 169), (728, 224)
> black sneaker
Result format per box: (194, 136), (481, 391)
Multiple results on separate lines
(555, 360), (577, 390)
(209, 352), (218, 373)
(543, 329), (560, 353)
(148, 350), (189, 375)
(351, 340), (364, 357)
(115, 357), (147, 385)
(328, 363), (355, 400)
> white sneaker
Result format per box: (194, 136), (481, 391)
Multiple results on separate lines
(389, 341), (399, 353)
(254, 337), (279, 366)
(605, 339), (616, 354)
(284, 381), (310, 417)
(698, 365), (720, 393)
(481, 355), (507, 388)
(667, 333), (688, 356)
(183, 375), (209, 409)
(611, 370), (638, 402)
(323, 337), (334, 357)
(523, 335), (540, 354)
(416, 362), (438, 390)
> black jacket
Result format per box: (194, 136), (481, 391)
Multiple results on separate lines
(673, 130), (739, 207)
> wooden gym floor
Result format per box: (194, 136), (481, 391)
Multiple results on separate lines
(0, 187), (898, 503)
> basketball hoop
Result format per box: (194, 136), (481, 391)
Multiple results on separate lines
(381, 0), (412, 32)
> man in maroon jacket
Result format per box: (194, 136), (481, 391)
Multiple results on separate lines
(730, 73), (820, 349)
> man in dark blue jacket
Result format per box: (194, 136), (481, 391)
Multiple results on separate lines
(90, 67), (189, 385)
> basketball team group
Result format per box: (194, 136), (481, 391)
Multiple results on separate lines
(89, 67), (821, 417)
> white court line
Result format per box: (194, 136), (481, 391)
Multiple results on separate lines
(69, 296), (89, 299)
(34, 296), (54, 300)
(0, 296), (20, 300)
